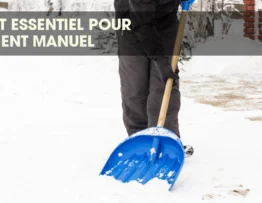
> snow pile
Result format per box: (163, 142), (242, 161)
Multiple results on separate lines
(132, 127), (179, 140)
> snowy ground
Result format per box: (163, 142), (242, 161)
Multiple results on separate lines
(180, 19), (262, 121)
(0, 4), (262, 201)
(0, 51), (262, 202)
(180, 56), (262, 120)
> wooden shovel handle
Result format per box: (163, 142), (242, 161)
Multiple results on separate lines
(157, 11), (188, 127)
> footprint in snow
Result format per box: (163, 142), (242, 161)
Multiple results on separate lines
(202, 184), (250, 200)
(202, 193), (224, 200)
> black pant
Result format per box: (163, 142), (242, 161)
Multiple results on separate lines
(117, 20), (181, 137)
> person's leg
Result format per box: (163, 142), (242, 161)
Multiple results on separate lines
(117, 30), (150, 136)
(148, 64), (181, 137)
(147, 20), (181, 137)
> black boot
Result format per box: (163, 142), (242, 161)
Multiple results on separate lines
(184, 145), (194, 158)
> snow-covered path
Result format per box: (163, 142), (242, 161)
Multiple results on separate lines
(0, 55), (261, 202)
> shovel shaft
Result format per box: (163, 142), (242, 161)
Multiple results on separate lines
(157, 11), (188, 127)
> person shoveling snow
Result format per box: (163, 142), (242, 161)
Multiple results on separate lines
(100, 0), (194, 191)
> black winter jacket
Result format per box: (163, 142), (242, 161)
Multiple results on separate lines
(114, 0), (180, 60)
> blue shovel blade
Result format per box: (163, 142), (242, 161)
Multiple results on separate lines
(100, 127), (185, 191)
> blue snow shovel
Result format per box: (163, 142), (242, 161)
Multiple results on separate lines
(100, 0), (195, 191)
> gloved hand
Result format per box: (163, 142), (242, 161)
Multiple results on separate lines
(153, 57), (179, 84)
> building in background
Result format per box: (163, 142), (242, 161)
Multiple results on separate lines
(243, 0), (262, 41)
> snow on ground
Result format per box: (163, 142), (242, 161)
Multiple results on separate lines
(0, 51), (262, 203)
(0, 5), (262, 202)
(180, 19), (262, 121)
